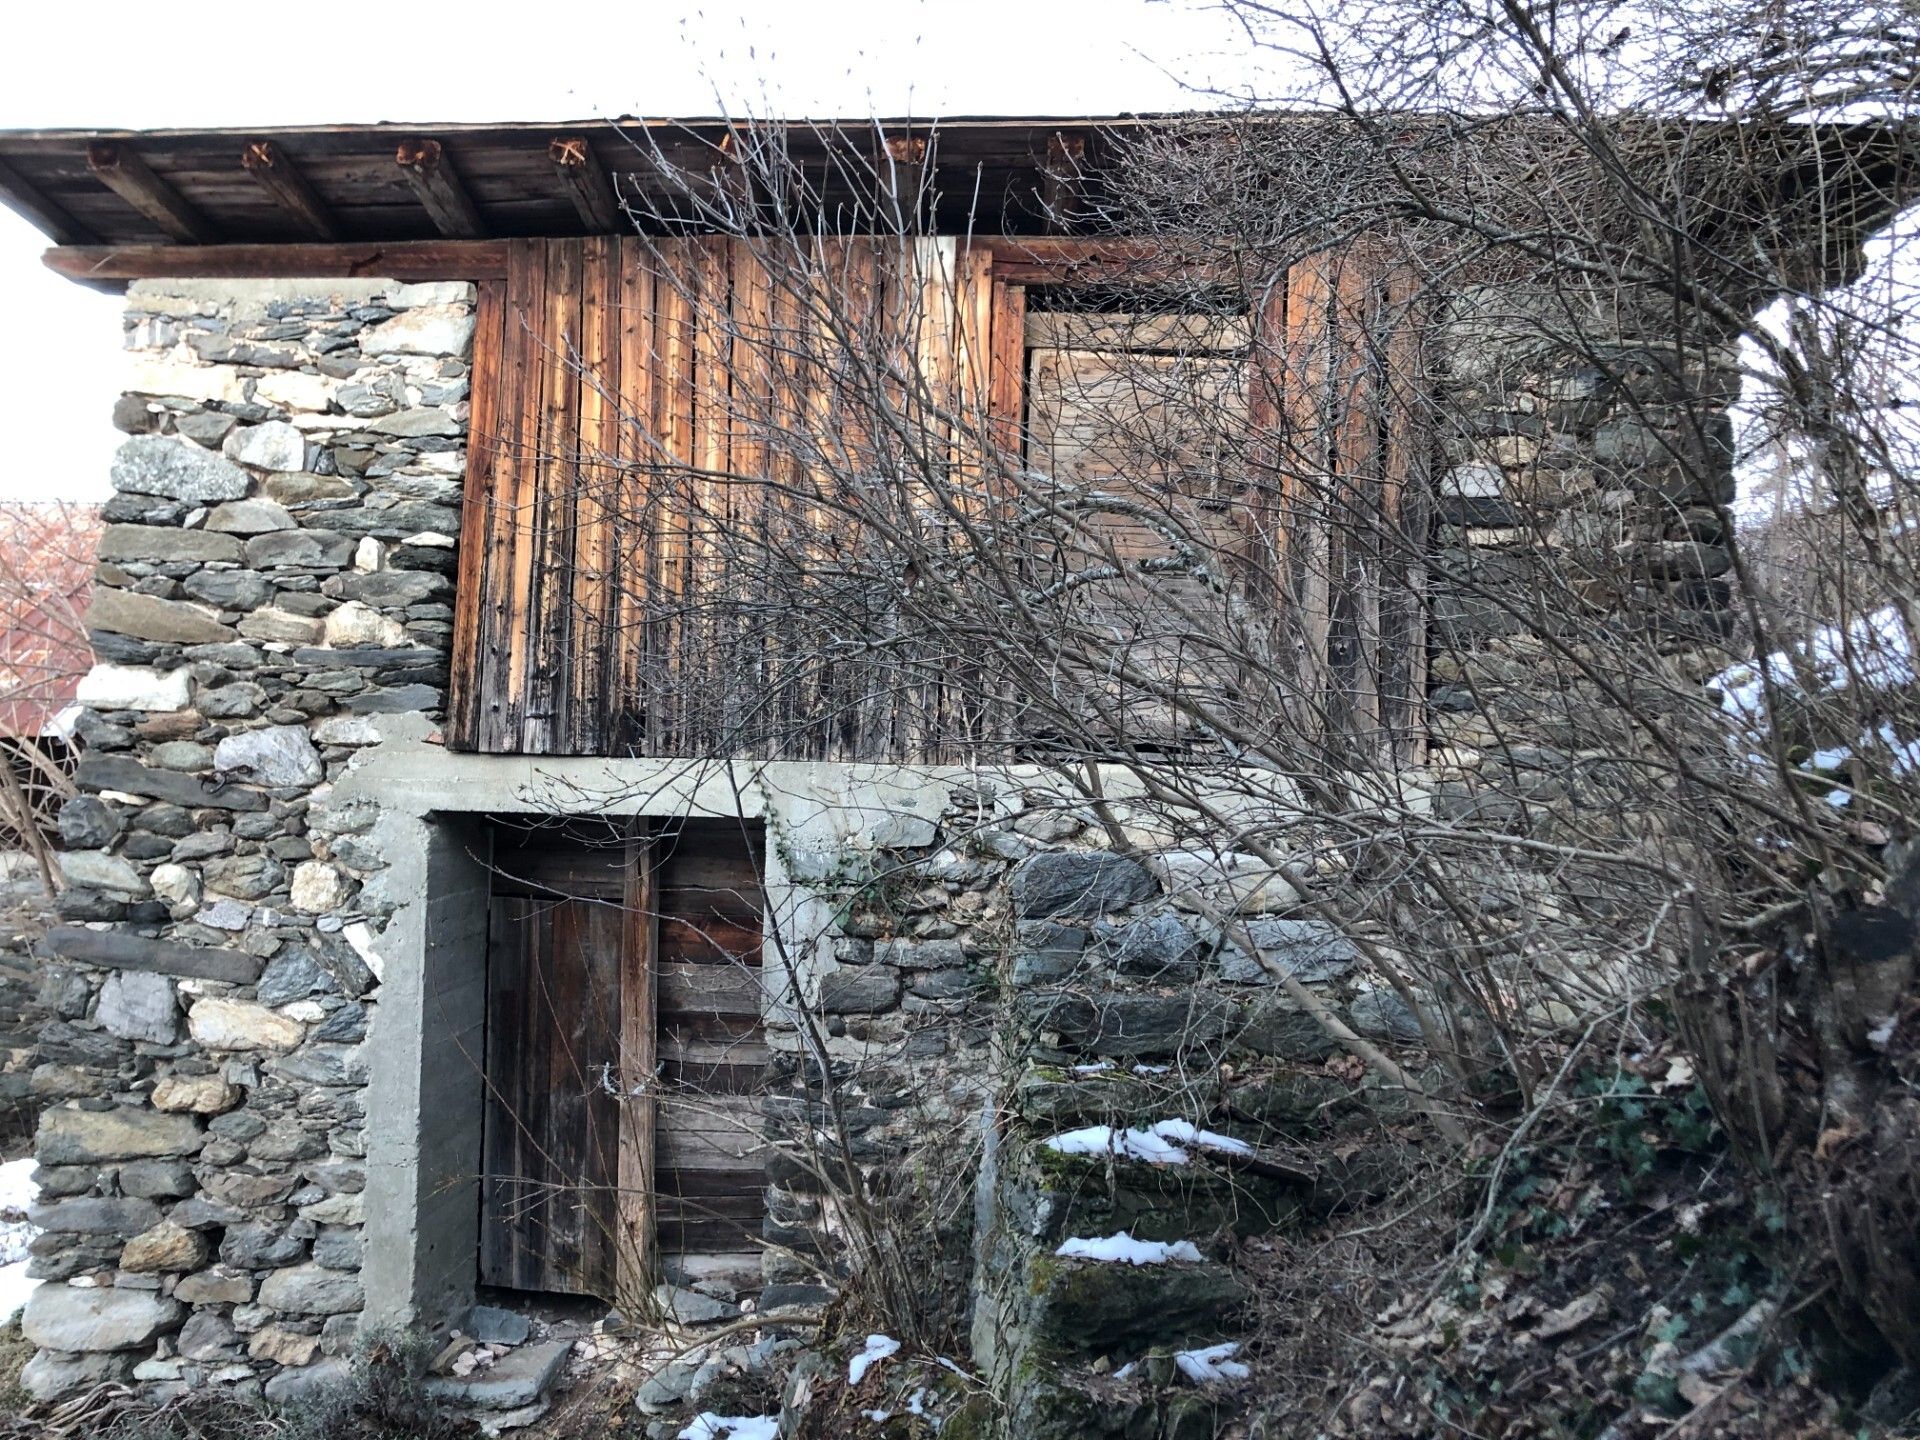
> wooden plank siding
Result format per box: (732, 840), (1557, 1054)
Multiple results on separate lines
(447, 238), (1431, 763)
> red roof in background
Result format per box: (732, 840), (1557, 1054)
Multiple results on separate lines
(0, 504), (100, 739)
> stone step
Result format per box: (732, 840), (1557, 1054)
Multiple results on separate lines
(1023, 1254), (1247, 1358)
(424, 1340), (571, 1410)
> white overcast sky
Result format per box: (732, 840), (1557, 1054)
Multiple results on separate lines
(0, 0), (1272, 504)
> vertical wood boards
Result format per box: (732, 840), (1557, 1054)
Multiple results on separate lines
(480, 877), (625, 1296)
(447, 236), (1005, 761)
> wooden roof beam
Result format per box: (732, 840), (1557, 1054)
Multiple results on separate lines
(241, 140), (339, 240)
(395, 138), (485, 238)
(0, 157), (93, 245)
(85, 141), (214, 244)
(42, 238), (511, 293)
(548, 137), (624, 232)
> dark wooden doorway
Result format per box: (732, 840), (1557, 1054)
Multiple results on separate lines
(479, 818), (768, 1300)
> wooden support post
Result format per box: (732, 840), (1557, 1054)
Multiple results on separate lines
(549, 137), (624, 233)
(395, 138), (486, 238)
(0, 158), (93, 245)
(1040, 131), (1086, 233)
(882, 135), (929, 228)
(85, 142), (213, 244)
(241, 140), (339, 240)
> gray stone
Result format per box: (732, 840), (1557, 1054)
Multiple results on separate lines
(60, 849), (148, 899)
(221, 1222), (307, 1268)
(264, 1357), (352, 1405)
(257, 947), (330, 1006)
(819, 966), (901, 1014)
(367, 407), (462, 437)
(653, 1284), (740, 1325)
(1347, 988), (1425, 1044)
(148, 740), (213, 772)
(223, 421), (307, 471)
(214, 724), (322, 788)
(1148, 850), (1305, 915)
(20, 1350), (136, 1402)
(204, 853), (286, 901)
(96, 970), (178, 1043)
(98, 523), (245, 565)
(118, 1159), (197, 1199)
(176, 1308), (240, 1360)
(245, 529), (357, 569)
(175, 411), (237, 447)
(258, 1263), (364, 1315)
(22, 1283), (182, 1352)
(345, 684), (441, 713)
(424, 1340), (570, 1410)
(36, 1105), (202, 1164)
(89, 587), (236, 646)
(1217, 919), (1360, 985)
(1040, 989), (1234, 1058)
(1095, 913), (1203, 980)
(237, 607), (322, 643)
(311, 1226), (363, 1270)
(76, 662), (195, 712)
(200, 681), (268, 718)
(111, 435), (251, 503)
(326, 570), (447, 607)
(206, 498), (297, 534)
(28, 1196), (163, 1237)
(1010, 852), (1157, 918)
(58, 796), (122, 849)
(465, 1303), (532, 1345)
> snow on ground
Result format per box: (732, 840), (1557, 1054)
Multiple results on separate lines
(1175, 1341), (1251, 1383)
(1055, 1232), (1204, 1265)
(0, 1155), (40, 1324)
(677, 1417), (780, 1440)
(848, 1333), (901, 1385)
(1713, 604), (1916, 728)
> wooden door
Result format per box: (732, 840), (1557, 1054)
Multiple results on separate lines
(479, 820), (768, 1297)
(480, 829), (650, 1298)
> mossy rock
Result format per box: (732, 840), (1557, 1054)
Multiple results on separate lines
(1222, 1070), (1357, 1136)
(1013, 1066), (1222, 1130)
(1025, 1253), (1247, 1356)
(1007, 1359), (1159, 1440)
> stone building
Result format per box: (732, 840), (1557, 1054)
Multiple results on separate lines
(0, 115), (1898, 1429)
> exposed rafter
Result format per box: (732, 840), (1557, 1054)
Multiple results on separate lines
(395, 138), (486, 239)
(1040, 131), (1088, 234)
(0, 157), (92, 245)
(85, 142), (212, 244)
(548, 137), (624, 233)
(241, 140), (339, 240)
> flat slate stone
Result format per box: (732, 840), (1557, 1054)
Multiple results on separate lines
(79, 754), (266, 812)
(425, 1340), (570, 1409)
(89, 588), (237, 646)
(111, 435), (251, 503)
(98, 524), (245, 565)
(41, 925), (263, 983)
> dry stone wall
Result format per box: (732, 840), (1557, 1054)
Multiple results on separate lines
(22, 276), (473, 1403)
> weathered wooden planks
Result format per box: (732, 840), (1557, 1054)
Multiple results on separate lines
(447, 235), (1006, 761)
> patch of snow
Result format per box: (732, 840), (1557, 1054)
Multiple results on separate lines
(1113, 1360), (1138, 1380)
(1811, 744), (1852, 770)
(676, 1418), (779, 1440)
(1132, 1064), (1170, 1075)
(1055, 1231), (1204, 1265)
(848, 1333), (901, 1385)
(0, 1157), (41, 1324)
(1149, 1119), (1253, 1157)
(1828, 788), (1853, 807)
(1174, 1341), (1251, 1384)
(1044, 1125), (1190, 1165)
(861, 1410), (891, 1423)
(1070, 1061), (1113, 1075)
